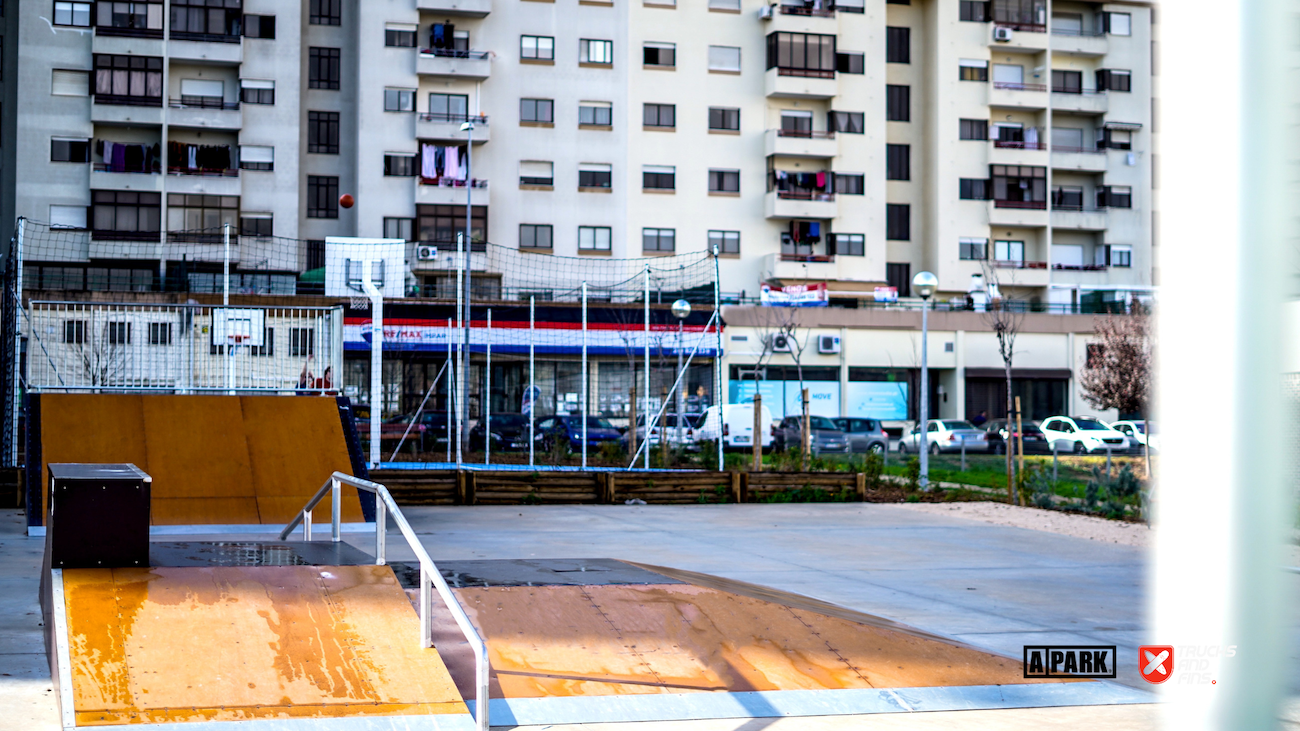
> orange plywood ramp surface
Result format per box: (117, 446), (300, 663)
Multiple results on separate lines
(38, 394), (361, 525)
(62, 564), (469, 726)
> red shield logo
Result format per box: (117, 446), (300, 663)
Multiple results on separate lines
(1140, 645), (1174, 683)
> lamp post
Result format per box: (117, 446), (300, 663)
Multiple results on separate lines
(458, 120), (474, 461)
(912, 271), (938, 490)
(671, 299), (691, 449)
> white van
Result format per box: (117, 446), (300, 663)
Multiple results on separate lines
(694, 403), (775, 452)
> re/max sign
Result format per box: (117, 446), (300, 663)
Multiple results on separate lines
(1023, 645), (1117, 679)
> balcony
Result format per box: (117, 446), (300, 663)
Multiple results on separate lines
(988, 24), (1048, 53)
(169, 36), (243, 64)
(415, 177), (491, 207)
(987, 259), (1051, 286)
(91, 165), (163, 193)
(168, 99), (242, 130)
(92, 30), (164, 57)
(1051, 89), (1108, 115)
(416, 113), (490, 143)
(1051, 146), (1108, 173)
(167, 168), (241, 196)
(990, 135), (1046, 166)
(762, 252), (841, 283)
(417, 49), (491, 79)
(990, 199), (1048, 227)
(770, 2), (837, 34)
(989, 81), (1048, 110)
(1051, 29), (1108, 56)
(1051, 206), (1109, 231)
(765, 129), (837, 159)
(765, 190), (837, 219)
(765, 67), (837, 100)
(416, 0), (492, 16)
(91, 98), (164, 126)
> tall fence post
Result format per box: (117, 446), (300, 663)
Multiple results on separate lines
(752, 393), (762, 472)
(581, 282), (588, 470)
(3, 218), (22, 468)
(222, 222), (230, 307)
(485, 308), (491, 466)
(713, 246), (724, 471)
(528, 297), (535, 468)
(446, 318), (453, 464)
(365, 261), (384, 469)
(643, 266), (650, 470)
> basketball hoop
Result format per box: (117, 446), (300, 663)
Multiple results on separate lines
(350, 295), (370, 311)
(226, 333), (249, 352)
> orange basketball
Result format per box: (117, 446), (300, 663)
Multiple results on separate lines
(339, 194), (355, 209)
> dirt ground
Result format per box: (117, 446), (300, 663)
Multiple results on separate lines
(894, 501), (1152, 547)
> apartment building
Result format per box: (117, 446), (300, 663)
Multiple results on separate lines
(5, 0), (1155, 312)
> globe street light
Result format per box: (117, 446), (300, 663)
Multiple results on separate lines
(912, 271), (938, 490)
(671, 299), (691, 448)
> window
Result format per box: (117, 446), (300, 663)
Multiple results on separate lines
(834, 233), (865, 256)
(1052, 69), (1082, 94)
(959, 0), (989, 21)
(307, 111), (339, 154)
(1097, 185), (1132, 208)
(240, 79), (274, 104)
(97, 0), (164, 36)
(836, 52), (865, 74)
(990, 164), (1047, 206)
(52, 69), (89, 96)
(643, 103), (675, 128)
(54, 1), (90, 26)
(709, 0), (740, 8)
(520, 98), (554, 124)
(886, 27), (910, 63)
(239, 145), (273, 171)
(385, 24), (416, 47)
(91, 190), (161, 238)
(579, 101), (612, 126)
(51, 138), (90, 163)
(885, 85), (910, 121)
(579, 163), (612, 189)
(65, 320), (88, 344)
(93, 54), (163, 104)
(642, 228), (675, 253)
(886, 204), (909, 240)
(994, 240), (1025, 262)
(519, 160), (553, 186)
(709, 45), (741, 72)
(766, 32), (836, 75)
(993, 0), (1045, 28)
(171, 0), (240, 38)
(1102, 11), (1131, 36)
(290, 328), (315, 357)
(643, 165), (675, 190)
(429, 93), (469, 121)
(959, 237), (988, 260)
(1051, 185), (1083, 209)
(50, 205), (88, 229)
(1106, 245), (1132, 268)
(107, 321), (131, 345)
(384, 89), (415, 112)
(307, 176), (339, 218)
(709, 107), (740, 131)
(959, 118), (989, 140)
(580, 38), (614, 65)
(1098, 127), (1133, 150)
(308, 47), (341, 90)
(644, 42), (676, 67)
(384, 154), (416, 177)
(959, 178), (991, 199)
(244, 14), (275, 38)
(709, 169), (740, 194)
(309, 0), (340, 25)
(886, 263), (911, 297)
(520, 224), (553, 249)
(835, 174), (864, 195)
(417, 204), (487, 243)
(579, 226), (612, 251)
(240, 215), (272, 236)
(709, 230), (740, 255)
(1097, 69), (1132, 92)
(829, 111), (864, 134)
(166, 194), (238, 236)
(958, 59), (988, 81)
(383, 217), (413, 241)
(148, 322), (172, 345)
(248, 327), (274, 357)
(521, 35), (554, 61)
(886, 144), (910, 180)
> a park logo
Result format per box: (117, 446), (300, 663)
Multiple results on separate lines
(1139, 645), (1175, 684)
(1023, 645), (1117, 679)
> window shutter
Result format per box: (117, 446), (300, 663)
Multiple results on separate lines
(52, 69), (89, 96)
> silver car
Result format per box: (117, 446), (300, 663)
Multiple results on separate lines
(898, 420), (990, 455)
(773, 415), (850, 455)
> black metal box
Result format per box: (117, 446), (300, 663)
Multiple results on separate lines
(47, 463), (151, 569)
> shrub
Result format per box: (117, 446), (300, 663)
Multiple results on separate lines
(861, 452), (884, 491)
(598, 440), (626, 465)
(905, 457), (921, 492)
(1021, 465), (1057, 510)
(1084, 464), (1144, 520)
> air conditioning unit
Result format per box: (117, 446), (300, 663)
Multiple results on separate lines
(818, 335), (841, 354)
(770, 334), (793, 353)
(993, 26), (1013, 42)
(758, 4), (774, 19)
(416, 245), (439, 261)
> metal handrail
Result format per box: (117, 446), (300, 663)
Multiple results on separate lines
(279, 472), (490, 731)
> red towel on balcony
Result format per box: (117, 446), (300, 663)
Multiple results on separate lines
(816, 171), (825, 189)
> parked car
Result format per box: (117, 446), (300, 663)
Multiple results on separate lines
(773, 415), (850, 455)
(1109, 420), (1157, 452)
(1040, 416), (1130, 454)
(694, 403), (775, 452)
(984, 419), (1051, 455)
(359, 411), (451, 453)
(468, 413), (531, 451)
(832, 418), (889, 454)
(533, 415), (623, 452)
(621, 414), (699, 452)
(898, 420), (990, 455)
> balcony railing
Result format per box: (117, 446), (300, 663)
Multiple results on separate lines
(775, 189), (835, 202)
(91, 229), (162, 242)
(1051, 86), (1105, 95)
(418, 177), (490, 188)
(93, 94), (163, 107)
(1052, 144), (1105, 154)
(992, 81), (1047, 91)
(1053, 263), (1108, 271)
(417, 239), (489, 253)
(168, 166), (238, 177)
(418, 112), (489, 124)
(780, 3), (835, 17)
(779, 253), (835, 263)
(169, 98), (240, 110)
(420, 48), (490, 59)
(991, 20), (1045, 32)
(95, 25), (164, 39)
(993, 139), (1045, 150)
(993, 199), (1047, 209)
(170, 30), (241, 43)
(775, 67), (836, 79)
(1050, 27), (1105, 37)
(777, 129), (835, 139)
(992, 260), (1048, 269)
(94, 162), (161, 174)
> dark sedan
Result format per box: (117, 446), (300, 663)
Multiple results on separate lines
(534, 415), (623, 452)
(984, 419), (1052, 454)
(469, 413), (532, 451)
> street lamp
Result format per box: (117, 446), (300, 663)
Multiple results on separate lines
(912, 271), (938, 490)
(671, 299), (691, 448)
(458, 120), (474, 462)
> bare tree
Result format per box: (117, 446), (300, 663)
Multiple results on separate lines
(979, 264), (1026, 504)
(1079, 307), (1154, 477)
(752, 305), (812, 467)
(73, 325), (129, 388)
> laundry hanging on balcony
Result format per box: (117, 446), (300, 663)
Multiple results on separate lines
(167, 141), (232, 173)
(420, 143), (468, 184)
(96, 140), (160, 174)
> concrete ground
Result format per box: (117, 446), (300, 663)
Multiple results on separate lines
(0, 503), (1164, 729)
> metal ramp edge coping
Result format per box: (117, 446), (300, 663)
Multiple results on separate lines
(378, 462), (706, 472)
(28, 523), (376, 538)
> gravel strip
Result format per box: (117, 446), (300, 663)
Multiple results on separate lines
(894, 501), (1151, 547)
